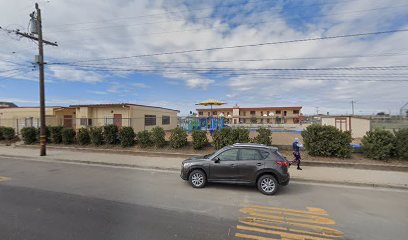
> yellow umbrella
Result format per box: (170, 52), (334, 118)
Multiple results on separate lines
(196, 99), (226, 117)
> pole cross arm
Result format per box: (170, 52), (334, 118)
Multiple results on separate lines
(15, 31), (58, 46)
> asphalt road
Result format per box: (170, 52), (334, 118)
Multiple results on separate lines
(0, 156), (407, 240)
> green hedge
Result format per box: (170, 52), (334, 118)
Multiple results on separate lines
(137, 130), (153, 148)
(212, 127), (251, 150)
(192, 130), (208, 150)
(77, 128), (91, 145)
(0, 127), (4, 140)
(61, 128), (76, 144)
(1, 127), (15, 141)
(103, 125), (118, 145)
(362, 129), (395, 160)
(232, 127), (250, 143)
(394, 128), (408, 160)
(302, 124), (352, 158)
(151, 126), (166, 148)
(253, 127), (272, 145)
(50, 126), (63, 144)
(21, 127), (37, 144)
(89, 127), (103, 146)
(119, 127), (136, 147)
(169, 127), (187, 149)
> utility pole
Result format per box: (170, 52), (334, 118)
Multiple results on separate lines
(351, 100), (356, 115)
(315, 107), (319, 115)
(7, 3), (58, 156)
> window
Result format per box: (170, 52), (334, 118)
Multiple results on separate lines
(267, 111), (270, 115)
(243, 111), (246, 116)
(213, 111), (217, 115)
(284, 111), (287, 116)
(267, 119), (270, 123)
(239, 149), (263, 160)
(104, 116), (113, 125)
(216, 149), (238, 161)
(227, 112), (230, 116)
(250, 111), (256, 115)
(24, 117), (33, 127)
(293, 110), (299, 114)
(276, 110), (281, 114)
(162, 116), (170, 125)
(198, 112), (203, 116)
(261, 111), (263, 116)
(259, 150), (270, 159)
(207, 112), (210, 116)
(80, 118), (92, 126)
(145, 115), (156, 126)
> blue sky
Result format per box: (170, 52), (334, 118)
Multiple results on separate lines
(1, 0), (408, 115)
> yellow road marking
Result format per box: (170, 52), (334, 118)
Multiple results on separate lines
(237, 225), (334, 240)
(240, 208), (336, 225)
(245, 205), (328, 216)
(235, 232), (281, 240)
(0, 176), (11, 182)
(240, 217), (343, 238)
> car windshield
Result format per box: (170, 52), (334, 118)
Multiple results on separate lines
(203, 152), (215, 159)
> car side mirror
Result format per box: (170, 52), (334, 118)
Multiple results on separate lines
(214, 157), (220, 163)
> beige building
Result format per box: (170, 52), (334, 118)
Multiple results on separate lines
(0, 103), (179, 133)
(196, 105), (303, 124)
(321, 115), (371, 138)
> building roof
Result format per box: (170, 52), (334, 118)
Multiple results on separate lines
(196, 106), (302, 111)
(69, 103), (180, 112)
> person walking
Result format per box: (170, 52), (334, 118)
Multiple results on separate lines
(292, 138), (303, 170)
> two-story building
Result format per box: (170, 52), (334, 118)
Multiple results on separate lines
(196, 104), (302, 124)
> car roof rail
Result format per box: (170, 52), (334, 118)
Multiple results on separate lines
(232, 143), (278, 150)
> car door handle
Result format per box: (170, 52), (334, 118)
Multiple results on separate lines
(256, 163), (263, 166)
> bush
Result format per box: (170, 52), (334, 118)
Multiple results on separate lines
(0, 127), (4, 140)
(169, 127), (188, 149)
(212, 128), (233, 150)
(151, 126), (166, 148)
(137, 130), (153, 148)
(119, 127), (136, 147)
(253, 127), (272, 145)
(231, 127), (250, 143)
(362, 129), (395, 160)
(89, 127), (103, 146)
(394, 128), (408, 160)
(302, 124), (352, 158)
(192, 130), (209, 150)
(50, 126), (63, 144)
(77, 128), (90, 145)
(103, 125), (118, 145)
(1, 127), (15, 141)
(61, 128), (76, 144)
(21, 127), (37, 144)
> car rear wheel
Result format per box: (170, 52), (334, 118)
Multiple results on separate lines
(189, 170), (206, 188)
(257, 175), (279, 195)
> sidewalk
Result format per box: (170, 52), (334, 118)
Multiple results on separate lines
(1, 145), (407, 189)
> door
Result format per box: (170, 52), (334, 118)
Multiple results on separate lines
(113, 114), (122, 127)
(236, 148), (266, 182)
(209, 149), (239, 180)
(63, 115), (73, 128)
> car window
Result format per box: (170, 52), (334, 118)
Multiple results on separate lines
(216, 149), (238, 161)
(238, 148), (263, 160)
(259, 150), (270, 159)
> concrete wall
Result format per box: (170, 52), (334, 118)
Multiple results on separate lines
(350, 117), (371, 138)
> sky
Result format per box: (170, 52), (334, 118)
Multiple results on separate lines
(0, 0), (407, 116)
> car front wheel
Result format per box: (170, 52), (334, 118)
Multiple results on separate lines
(257, 175), (279, 195)
(189, 170), (206, 188)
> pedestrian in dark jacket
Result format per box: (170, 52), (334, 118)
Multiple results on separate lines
(292, 138), (303, 170)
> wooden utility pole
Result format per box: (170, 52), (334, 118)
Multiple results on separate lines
(11, 3), (58, 156)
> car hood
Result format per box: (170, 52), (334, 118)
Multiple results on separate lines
(182, 156), (207, 164)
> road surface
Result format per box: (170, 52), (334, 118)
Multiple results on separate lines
(0, 156), (407, 240)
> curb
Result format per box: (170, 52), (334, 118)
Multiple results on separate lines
(1, 154), (407, 191)
(11, 144), (408, 172)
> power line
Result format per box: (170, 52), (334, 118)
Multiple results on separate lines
(50, 29), (408, 65)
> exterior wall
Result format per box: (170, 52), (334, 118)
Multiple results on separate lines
(321, 117), (336, 127)
(76, 106), (131, 129)
(130, 105), (178, 132)
(350, 118), (371, 138)
(0, 107), (56, 133)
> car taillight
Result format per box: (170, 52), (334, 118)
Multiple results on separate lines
(275, 161), (289, 167)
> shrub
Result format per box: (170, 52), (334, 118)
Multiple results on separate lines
(394, 128), (408, 160)
(77, 128), (90, 145)
(119, 127), (136, 147)
(192, 130), (209, 150)
(231, 127), (250, 143)
(151, 126), (166, 148)
(50, 126), (63, 144)
(61, 128), (76, 144)
(362, 129), (395, 160)
(212, 128), (233, 150)
(137, 130), (153, 148)
(302, 124), (352, 158)
(169, 127), (187, 149)
(21, 127), (37, 144)
(103, 124), (118, 145)
(0, 127), (4, 140)
(1, 127), (15, 141)
(253, 127), (272, 145)
(89, 127), (103, 146)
